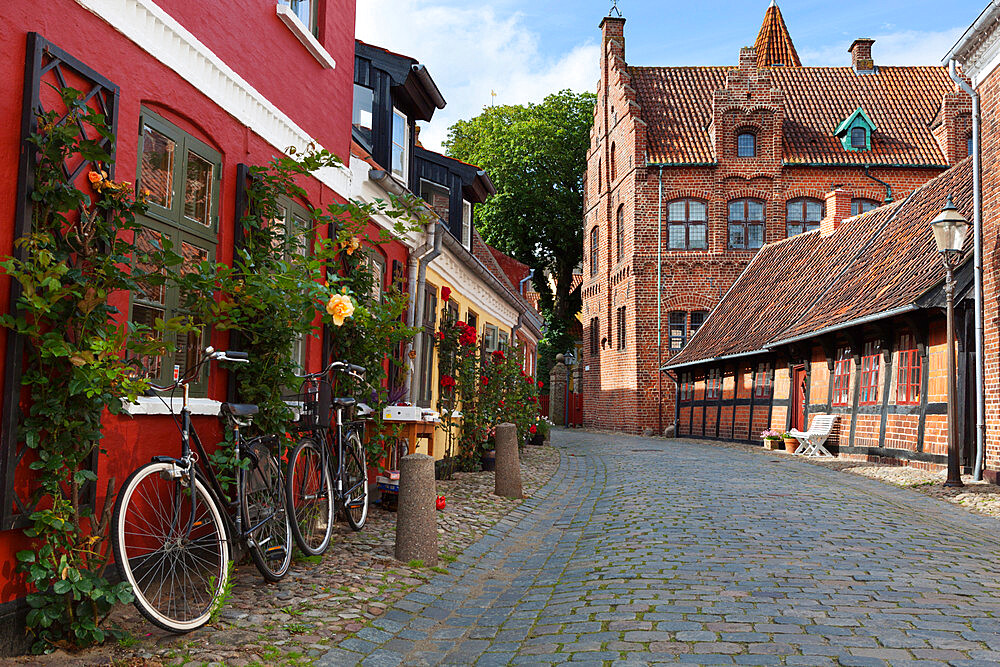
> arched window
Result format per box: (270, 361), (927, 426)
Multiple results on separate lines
(850, 126), (867, 150)
(590, 226), (599, 276)
(728, 198), (765, 249)
(667, 198), (708, 250)
(616, 205), (625, 261)
(737, 131), (756, 158)
(851, 198), (879, 216)
(610, 142), (617, 182)
(786, 197), (823, 237)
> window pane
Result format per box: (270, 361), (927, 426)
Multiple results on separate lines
(728, 201), (744, 221)
(668, 201), (687, 221)
(134, 229), (166, 304)
(786, 201), (803, 222)
(689, 223), (707, 249)
(174, 325), (204, 382)
(747, 200), (764, 220)
(287, 0), (313, 29)
(748, 224), (764, 249)
(805, 201), (823, 220)
(689, 201), (706, 220)
(184, 150), (213, 227)
(141, 126), (175, 209)
(392, 110), (407, 177)
(668, 225), (686, 249)
(851, 127), (867, 148)
(787, 223), (804, 238)
(738, 133), (755, 157)
(291, 214), (309, 256)
(420, 180), (450, 221)
(729, 224), (745, 248)
(131, 304), (164, 379)
(804, 222), (820, 233)
(690, 311), (706, 334)
(180, 242), (208, 276)
(352, 84), (374, 148)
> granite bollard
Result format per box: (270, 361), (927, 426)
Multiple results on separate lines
(494, 422), (523, 499)
(394, 453), (437, 566)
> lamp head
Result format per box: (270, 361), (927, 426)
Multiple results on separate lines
(930, 194), (969, 253)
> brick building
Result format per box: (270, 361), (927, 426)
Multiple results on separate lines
(582, 3), (972, 434)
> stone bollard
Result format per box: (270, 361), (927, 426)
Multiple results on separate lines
(549, 361), (567, 426)
(394, 453), (438, 566)
(494, 422), (523, 499)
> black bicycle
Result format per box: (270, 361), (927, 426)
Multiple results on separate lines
(111, 347), (293, 633)
(285, 361), (371, 556)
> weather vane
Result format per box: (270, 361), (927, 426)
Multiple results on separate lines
(610, 0), (622, 18)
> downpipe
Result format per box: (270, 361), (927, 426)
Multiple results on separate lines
(949, 59), (985, 480)
(407, 220), (443, 403)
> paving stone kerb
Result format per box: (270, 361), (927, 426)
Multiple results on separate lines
(394, 453), (437, 566)
(339, 430), (1000, 666)
(494, 422), (523, 499)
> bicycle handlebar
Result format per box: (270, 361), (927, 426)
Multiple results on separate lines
(145, 347), (249, 393)
(293, 360), (367, 381)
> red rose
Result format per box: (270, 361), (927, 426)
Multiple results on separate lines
(525, 376), (533, 384)
(537, 381), (543, 388)
(441, 286), (451, 302)
(529, 425), (537, 434)
(441, 375), (456, 389)
(456, 320), (466, 328)
(437, 331), (444, 340)
(436, 495), (446, 510)
(481, 376), (489, 386)
(492, 349), (505, 360)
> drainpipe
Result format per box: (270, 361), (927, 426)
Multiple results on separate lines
(863, 164), (893, 203)
(519, 269), (534, 296)
(408, 220), (443, 403)
(657, 166), (664, 435)
(950, 59), (985, 480)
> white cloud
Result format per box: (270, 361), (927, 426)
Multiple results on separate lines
(355, 1), (599, 152)
(799, 27), (965, 67)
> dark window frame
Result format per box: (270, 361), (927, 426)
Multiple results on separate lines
(616, 306), (626, 351)
(786, 197), (824, 237)
(668, 311), (687, 350)
(753, 362), (773, 398)
(737, 131), (756, 158)
(706, 369), (722, 400)
(851, 198), (879, 217)
(616, 204), (625, 262)
(728, 198), (765, 250)
(896, 334), (922, 405)
(589, 317), (599, 356)
(666, 198), (708, 251)
(590, 226), (599, 277)
(850, 126), (868, 150)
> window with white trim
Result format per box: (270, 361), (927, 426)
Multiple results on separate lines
(391, 107), (409, 180)
(462, 199), (472, 249)
(280, 0), (318, 35)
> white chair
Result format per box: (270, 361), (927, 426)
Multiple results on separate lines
(789, 414), (838, 457)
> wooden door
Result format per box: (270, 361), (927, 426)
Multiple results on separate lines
(791, 365), (807, 431)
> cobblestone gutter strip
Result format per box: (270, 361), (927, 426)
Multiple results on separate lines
(10, 445), (559, 667)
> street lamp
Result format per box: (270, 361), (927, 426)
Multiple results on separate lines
(930, 194), (969, 488)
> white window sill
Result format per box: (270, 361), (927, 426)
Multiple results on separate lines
(123, 396), (224, 416)
(276, 4), (336, 70)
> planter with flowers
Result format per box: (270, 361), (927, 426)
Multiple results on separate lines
(782, 432), (799, 454)
(761, 429), (782, 450)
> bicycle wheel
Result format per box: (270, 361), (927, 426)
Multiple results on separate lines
(341, 429), (369, 531)
(112, 461), (229, 633)
(241, 436), (293, 581)
(285, 436), (333, 556)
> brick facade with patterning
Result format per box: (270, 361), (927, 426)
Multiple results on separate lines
(583, 4), (971, 435)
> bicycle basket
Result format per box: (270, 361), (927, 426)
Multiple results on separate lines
(288, 378), (331, 430)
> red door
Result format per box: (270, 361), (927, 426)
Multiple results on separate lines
(791, 366), (807, 431)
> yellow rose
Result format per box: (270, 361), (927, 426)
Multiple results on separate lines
(345, 236), (361, 255)
(325, 293), (355, 326)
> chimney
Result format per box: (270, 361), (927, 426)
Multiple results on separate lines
(849, 38), (875, 73)
(600, 16), (626, 60)
(739, 46), (757, 70)
(821, 188), (853, 237)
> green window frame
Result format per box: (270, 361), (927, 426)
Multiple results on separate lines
(273, 196), (313, 375)
(132, 109), (222, 396)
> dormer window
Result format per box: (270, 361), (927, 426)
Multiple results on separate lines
(850, 127), (867, 149)
(391, 107), (409, 180)
(352, 84), (373, 149)
(835, 107), (875, 152)
(737, 132), (756, 158)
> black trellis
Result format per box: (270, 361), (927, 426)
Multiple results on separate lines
(1, 33), (120, 530)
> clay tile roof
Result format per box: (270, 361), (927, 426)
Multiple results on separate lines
(667, 157), (973, 369)
(754, 2), (801, 68)
(487, 245), (531, 291)
(632, 65), (954, 165)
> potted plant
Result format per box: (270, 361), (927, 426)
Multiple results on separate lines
(529, 419), (549, 446)
(761, 429), (781, 450)
(481, 439), (496, 471)
(782, 431), (799, 454)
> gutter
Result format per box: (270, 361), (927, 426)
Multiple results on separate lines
(407, 221), (443, 403)
(949, 58), (985, 480)
(782, 161), (950, 169)
(943, 1), (1000, 64)
(863, 164), (893, 203)
(410, 64), (446, 110)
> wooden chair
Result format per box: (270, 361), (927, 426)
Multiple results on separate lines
(789, 414), (838, 457)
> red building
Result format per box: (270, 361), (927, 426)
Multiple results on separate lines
(583, 4), (972, 435)
(0, 0), (368, 646)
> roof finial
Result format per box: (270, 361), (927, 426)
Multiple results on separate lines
(610, 0), (622, 18)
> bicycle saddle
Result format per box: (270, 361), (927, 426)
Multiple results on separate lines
(221, 403), (259, 417)
(332, 397), (356, 408)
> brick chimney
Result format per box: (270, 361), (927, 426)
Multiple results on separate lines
(849, 38), (875, 73)
(739, 46), (757, 70)
(821, 188), (853, 237)
(600, 16), (626, 60)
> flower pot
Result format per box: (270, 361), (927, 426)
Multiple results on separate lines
(763, 438), (780, 451)
(481, 450), (496, 472)
(783, 437), (799, 454)
(529, 433), (544, 446)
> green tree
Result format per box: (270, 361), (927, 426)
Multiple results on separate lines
(443, 89), (593, 359)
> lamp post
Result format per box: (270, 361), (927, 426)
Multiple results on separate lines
(929, 194), (969, 488)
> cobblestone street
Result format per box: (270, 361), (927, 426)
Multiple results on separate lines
(330, 429), (1000, 666)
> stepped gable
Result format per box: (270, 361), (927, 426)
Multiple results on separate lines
(630, 65), (953, 166)
(668, 157), (973, 368)
(754, 1), (802, 68)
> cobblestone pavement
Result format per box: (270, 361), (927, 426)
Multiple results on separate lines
(327, 429), (1000, 666)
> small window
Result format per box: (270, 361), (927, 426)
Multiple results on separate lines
(359, 249), (386, 304)
(850, 126), (867, 150)
(668, 311), (687, 350)
(896, 334), (922, 405)
(420, 179), (450, 222)
(737, 132), (756, 158)
(281, 0), (317, 35)
(589, 317), (599, 355)
(859, 341), (880, 404)
(484, 324), (498, 354)
(391, 107), (409, 180)
(786, 198), (823, 237)
(466, 310), (478, 335)
(499, 330), (509, 352)
(616, 205), (625, 261)
(590, 227), (599, 277)
(689, 310), (707, 338)
(728, 198), (765, 250)
(416, 285), (438, 407)
(352, 84), (374, 149)
(667, 199), (708, 250)
(610, 142), (617, 182)
(679, 374), (692, 403)
(706, 369), (722, 400)
(616, 306), (626, 351)
(851, 198), (878, 216)
(753, 362), (773, 398)
(462, 200), (472, 249)
(967, 133), (974, 157)
(832, 347), (852, 406)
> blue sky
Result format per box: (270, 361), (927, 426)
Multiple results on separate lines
(356, 0), (987, 150)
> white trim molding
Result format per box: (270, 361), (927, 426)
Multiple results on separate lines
(123, 397), (223, 416)
(945, 1), (1000, 86)
(75, 0), (351, 196)
(276, 3), (336, 70)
